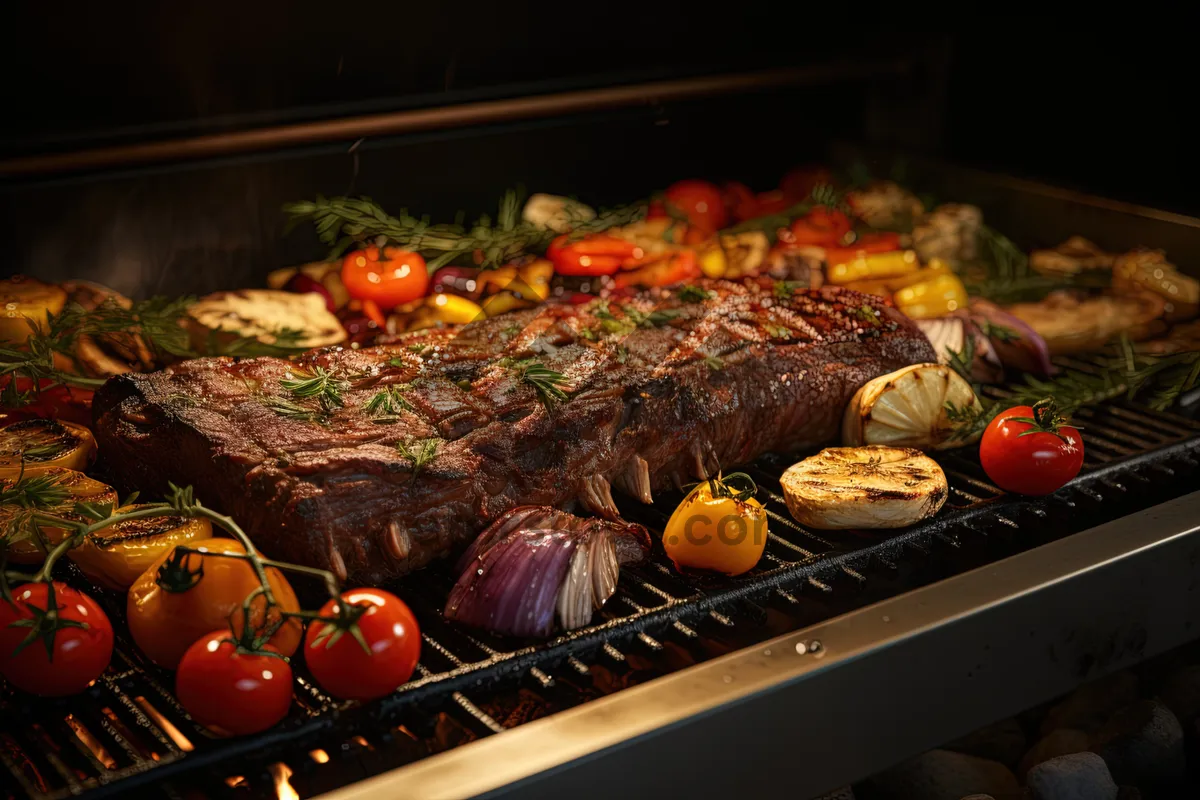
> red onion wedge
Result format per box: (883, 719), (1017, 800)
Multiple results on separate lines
(445, 506), (650, 638)
(966, 299), (1056, 377)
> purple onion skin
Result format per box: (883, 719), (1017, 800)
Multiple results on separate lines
(967, 299), (1056, 377)
(445, 506), (651, 638)
(445, 530), (578, 638)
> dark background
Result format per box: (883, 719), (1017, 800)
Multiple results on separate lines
(0, 11), (1194, 291)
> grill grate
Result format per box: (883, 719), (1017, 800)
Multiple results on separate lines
(4, 358), (1200, 800)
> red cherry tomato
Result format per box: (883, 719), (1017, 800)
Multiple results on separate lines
(0, 582), (113, 696)
(789, 207), (852, 247)
(175, 631), (293, 736)
(780, 167), (833, 203)
(341, 246), (429, 309)
(823, 232), (903, 264)
(980, 399), (1085, 496)
(664, 180), (728, 233)
(304, 589), (420, 701)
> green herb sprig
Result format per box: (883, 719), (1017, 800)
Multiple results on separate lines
(363, 384), (414, 423)
(504, 358), (571, 413)
(284, 192), (646, 269)
(396, 438), (440, 480)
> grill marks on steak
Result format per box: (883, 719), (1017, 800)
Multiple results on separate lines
(93, 278), (936, 584)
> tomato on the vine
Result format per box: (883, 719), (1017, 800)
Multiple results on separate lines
(980, 398), (1085, 496)
(303, 589), (420, 701)
(0, 582), (113, 696)
(341, 246), (429, 309)
(664, 180), (728, 233)
(176, 631), (293, 736)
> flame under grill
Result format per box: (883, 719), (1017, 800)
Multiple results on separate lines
(3, 354), (1199, 800)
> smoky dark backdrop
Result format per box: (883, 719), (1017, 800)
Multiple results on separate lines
(0, 9), (1194, 292)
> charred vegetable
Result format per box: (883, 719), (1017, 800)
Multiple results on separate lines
(0, 420), (96, 476)
(842, 364), (982, 450)
(780, 446), (948, 530)
(444, 506), (650, 638)
(69, 506), (213, 591)
(662, 472), (768, 577)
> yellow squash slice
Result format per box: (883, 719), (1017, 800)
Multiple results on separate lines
(69, 506), (213, 591)
(0, 467), (118, 564)
(0, 420), (97, 477)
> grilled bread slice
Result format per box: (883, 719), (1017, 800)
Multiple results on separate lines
(780, 446), (947, 529)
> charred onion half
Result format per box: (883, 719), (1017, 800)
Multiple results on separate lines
(444, 506), (650, 638)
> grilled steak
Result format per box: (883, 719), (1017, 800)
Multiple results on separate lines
(93, 278), (936, 584)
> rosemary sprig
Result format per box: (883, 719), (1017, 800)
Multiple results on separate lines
(280, 366), (346, 411)
(703, 353), (725, 371)
(504, 358), (571, 413)
(676, 285), (715, 303)
(261, 396), (328, 423)
(764, 324), (791, 339)
(721, 183), (846, 242)
(773, 280), (803, 300)
(363, 384), (413, 422)
(0, 471), (71, 510)
(948, 338), (1200, 442)
(395, 438), (440, 480)
(284, 192), (646, 269)
(964, 271), (1113, 305)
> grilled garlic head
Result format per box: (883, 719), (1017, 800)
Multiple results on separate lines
(842, 363), (982, 451)
(780, 446), (948, 530)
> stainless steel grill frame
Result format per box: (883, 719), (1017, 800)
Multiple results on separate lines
(2, 393), (1198, 800)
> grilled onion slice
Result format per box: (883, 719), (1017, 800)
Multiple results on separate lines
(0, 420), (97, 477)
(70, 506), (213, 591)
(780, 446), (948, 530)
(842, 364), (982, 450)
(0, 467), (118, 564)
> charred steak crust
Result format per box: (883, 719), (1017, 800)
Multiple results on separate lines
(93, 279), (935, 584)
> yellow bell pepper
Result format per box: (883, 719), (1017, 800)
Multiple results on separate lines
(827, 250), (919, 285)
(662, 473), (767, 577)
(894, 273), (969, 319)
(841, 259), (953, 298)
(69, 505), (213, 591)
(698, 246), (728, 279)
(519, 258), (554, 301)
(481, 291), (536, 317)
